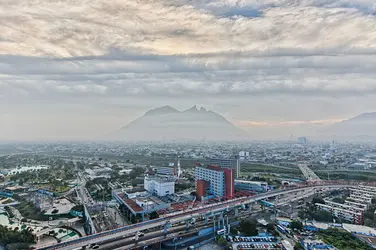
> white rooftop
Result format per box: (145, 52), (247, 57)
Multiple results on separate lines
(343, 223), (376, 236)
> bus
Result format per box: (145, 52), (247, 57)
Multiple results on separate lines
(216, 227), (226, 236)
(276, 225), (287, 234)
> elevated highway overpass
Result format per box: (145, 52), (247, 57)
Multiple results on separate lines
(37, 180), (372, 250)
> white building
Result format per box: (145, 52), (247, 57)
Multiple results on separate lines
(144, 176), (175, 197)
(239, 151), (250, 161)
(315, 203), (363, 224)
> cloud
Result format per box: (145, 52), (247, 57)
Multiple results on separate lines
(1, 0), (376, 57)
(1, 0), (376, 139)
(1, 52), (376, 103)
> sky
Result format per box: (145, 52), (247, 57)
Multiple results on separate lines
(1, 0), (376, 140)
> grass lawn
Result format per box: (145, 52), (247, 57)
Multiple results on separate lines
(241, 164), (302, 176)
(16, 199), (49, 221)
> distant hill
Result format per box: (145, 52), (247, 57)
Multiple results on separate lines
(112, 105), (248, 141)
(326, 112), (376, 138)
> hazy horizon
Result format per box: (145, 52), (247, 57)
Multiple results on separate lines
(1, 0), (376, 141)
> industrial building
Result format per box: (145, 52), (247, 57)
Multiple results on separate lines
(210, 157), (240, 178)
(144, 176), (175, 197)
(235, 180), (268, 193)
(195, 165), (234, 201)
(112, 189), (169, 221)
(155, 167), (175, 176)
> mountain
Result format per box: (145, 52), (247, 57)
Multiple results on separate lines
(113, 105), (248, 141)
(326, 112), (376, 139)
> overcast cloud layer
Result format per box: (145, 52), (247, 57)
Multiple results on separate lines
(1, 0), (376, 140)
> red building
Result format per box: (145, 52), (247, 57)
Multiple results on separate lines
(223, 168), (235, 200)
(195, 165), (235, 201)
(207, 164), (221, 171)
(196, 179), (209, 200)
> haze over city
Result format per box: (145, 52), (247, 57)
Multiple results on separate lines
(1, 0), (376, 141)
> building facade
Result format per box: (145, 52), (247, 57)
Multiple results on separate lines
(210, 157), (240, 178)
(223, 168), (235, 200)
(144, 176), (175, 197)
(195, 166), (234, 200)
(316, 203), (363, 225)
(196, 179), (209, 199)
(235, 180), (268, 192)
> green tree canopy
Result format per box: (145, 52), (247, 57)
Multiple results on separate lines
(239, 219), (258, 236)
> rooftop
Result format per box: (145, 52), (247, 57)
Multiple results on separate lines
(124, 188), (146, 194)
(145, 176), (175, 183)
(302, 239), (338, 250)
(124, 198), (143, 212)
(343, 223), (376, 236)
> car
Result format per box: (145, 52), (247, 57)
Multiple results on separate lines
(92, 246), (99, 250)
(138, 232), (145, 237)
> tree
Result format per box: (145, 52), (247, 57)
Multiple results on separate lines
(239, 219), (258, 236)
(312, 196), (325, 204)
(216, 236), (227, 245)
(294, 242), (304, 250)
(149, 211), (159, 220)
(372, 196), (376, 204)
(266, 223), (275, 232)
(0, 225), (36, 245)
(230, 227), (238, 235)
(332, 197), (345, 204)
(290, 220), (303, 231)
(312, 210), (334, 222)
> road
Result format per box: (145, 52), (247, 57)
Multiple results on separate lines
(298, 164), (321, 181)
(97, 222), (204, 250)
(37, 182), (357, 250)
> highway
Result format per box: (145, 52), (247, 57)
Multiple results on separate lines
(97, 222), (205, 250)
(111, 209), (259, 250)
(37, 181), (361, 250)
(298, 164), (321, 181)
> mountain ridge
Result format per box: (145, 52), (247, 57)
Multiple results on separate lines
(324, 111), (376, 138)
(115, 105), (248, 141)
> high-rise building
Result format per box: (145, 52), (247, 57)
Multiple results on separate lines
(210, 157), (240, 178)
(195, 166), (235, 200)
(223, 168), (235, 200)
(238, 151), (250, 161)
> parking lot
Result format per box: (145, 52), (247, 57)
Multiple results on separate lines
(226, 236), (284, 250)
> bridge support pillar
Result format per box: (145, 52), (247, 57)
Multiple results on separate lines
(205, 215), (208, 225)
(249, 204), (252, 213)
(142, 213), (145, 222)
(235, 208), (238, 217)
